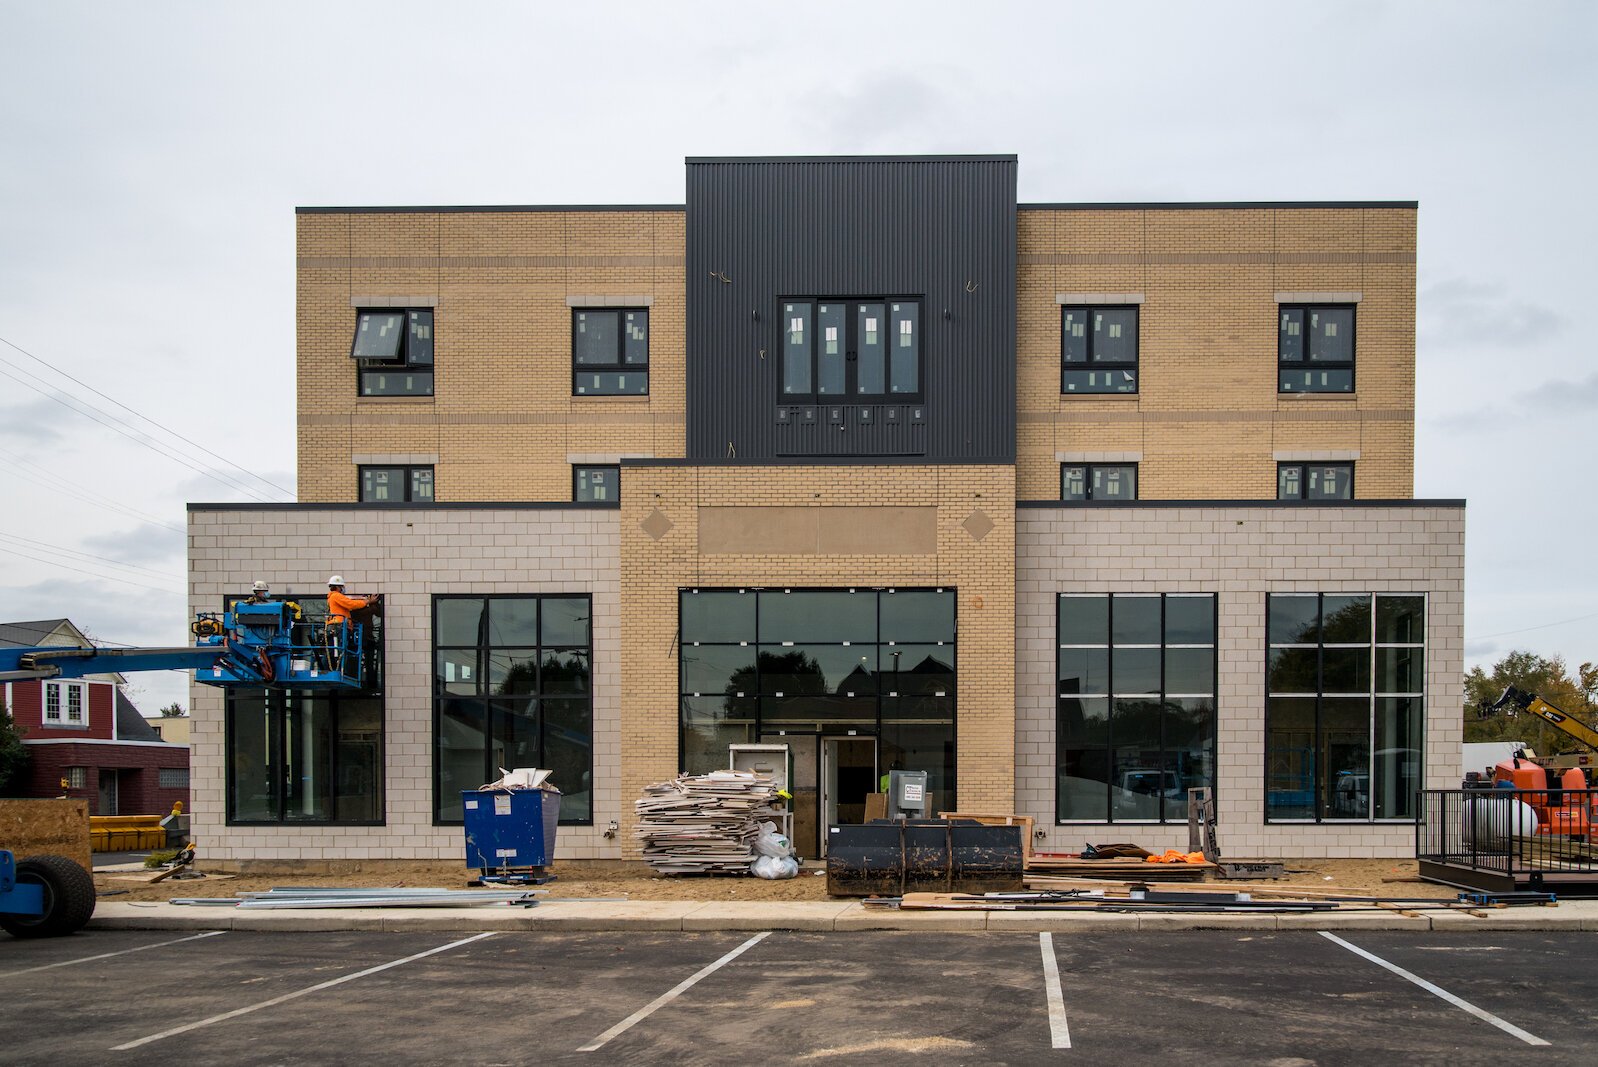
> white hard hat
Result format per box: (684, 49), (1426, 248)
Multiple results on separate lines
(252, 581), (269, 592)
(328, 574), (345, 587)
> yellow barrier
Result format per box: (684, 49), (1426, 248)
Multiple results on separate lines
(89, 815), (167, 852)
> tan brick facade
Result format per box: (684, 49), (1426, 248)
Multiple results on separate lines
(188, 176), (1453, 865)
(296, 209), (687, 503)
(1017, 207), (1416, 502)
(618, 464), (1016, 855)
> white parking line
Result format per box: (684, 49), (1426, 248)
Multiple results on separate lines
(1319, 932), (1549, 1047)
(110, 931), (496, 1051)
(577, 931), (771, 1053)
(1, 930), (226, 978)
(1039, 932), (1072, 1050)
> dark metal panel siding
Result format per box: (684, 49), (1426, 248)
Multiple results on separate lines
(687, 159), (1016, 462)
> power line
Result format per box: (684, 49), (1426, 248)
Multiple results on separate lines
(0, 331), (293, 499)
(0, 446), (185, 533)
(0, 544), (183, 597)
(1469, 611), (1598, 643)
(0, 358), (281, 504)
(0, 531), (177, 581)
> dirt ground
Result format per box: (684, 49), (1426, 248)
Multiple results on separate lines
(96, 857), (1456, 903)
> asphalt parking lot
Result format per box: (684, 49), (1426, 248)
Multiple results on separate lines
(1, 928), (1595, 1065)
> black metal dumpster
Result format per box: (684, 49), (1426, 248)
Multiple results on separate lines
(826, 819), (1023, 897)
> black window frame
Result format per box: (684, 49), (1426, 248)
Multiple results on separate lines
(353, 308), (435, 397)
(779, 298), (925, 404)
(1278, 304), (1356, 394)
(359, 464), (435, 503)
(1265, 593), (1426, 824)
(1060, 463), (1138, 502)
(223, 593), (386, 827)
(1060, 304), (1139, 395)
(572, 465), (620, 503)
(1277, 462), (1354, 501)
(572, 308), (649, 396)
(1055, 593), (1218, 824)
(431, 593), (594, 826)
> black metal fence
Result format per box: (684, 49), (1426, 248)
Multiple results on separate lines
(1418, 788), (1598, 888)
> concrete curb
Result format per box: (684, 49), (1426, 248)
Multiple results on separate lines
(87, 899), (1598, 933)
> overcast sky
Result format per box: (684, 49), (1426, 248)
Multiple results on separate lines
(1, 1), (1594, 716)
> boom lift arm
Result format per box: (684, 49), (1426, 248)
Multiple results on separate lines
(0, 601), (369, 690)
(1488, 686), (1598, 752)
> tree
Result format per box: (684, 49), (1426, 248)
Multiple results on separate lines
(0, 703), (28, 797)
(159, 702), (186, 718)
(1464, 650), (1592, 755)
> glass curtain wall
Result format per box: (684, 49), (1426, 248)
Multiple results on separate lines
(679, 588), (956, 806)
(1266, 594), (1425, 821)
(225, 593), (384, 825)
(1056, 594), (1217, 823)
(432, 595), (593, 824)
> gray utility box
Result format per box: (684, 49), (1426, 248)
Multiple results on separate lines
(888, 770), (929, 817)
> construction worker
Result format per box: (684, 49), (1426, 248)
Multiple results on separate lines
(325, 575), (380, 673)
(245, 580), (271, 604)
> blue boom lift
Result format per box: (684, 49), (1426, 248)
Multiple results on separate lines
(0, 600), (373, 936)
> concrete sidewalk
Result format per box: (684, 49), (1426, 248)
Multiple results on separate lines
(87, 898), (1598, 933)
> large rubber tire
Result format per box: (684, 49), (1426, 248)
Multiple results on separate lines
(0, 855), (97, 938)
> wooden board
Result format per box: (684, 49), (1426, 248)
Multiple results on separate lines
(1025, 857), (1212, 882)
(0, 798), (91, 874)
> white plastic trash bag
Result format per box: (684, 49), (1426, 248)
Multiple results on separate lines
(752, 821), (792, 858)
(751, 854), (800, 879)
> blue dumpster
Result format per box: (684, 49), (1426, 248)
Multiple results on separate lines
(462, 789), (560, 872)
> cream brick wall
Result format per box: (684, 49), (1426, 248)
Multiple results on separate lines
(188, 505), (622, 862)
(1015, 502), (1464, 859)
(1016, 206), (1417, 501)
(618, 464), (1017, 857)
(296, 209), (687, 503)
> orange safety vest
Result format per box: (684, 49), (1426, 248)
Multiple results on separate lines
(326, 589), (369, 623)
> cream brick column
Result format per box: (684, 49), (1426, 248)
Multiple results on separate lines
(619, 464), (1017, 856)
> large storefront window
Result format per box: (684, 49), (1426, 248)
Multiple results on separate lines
(679, 588), (956, 810)
(1056, 594), (1217, 823)
(433, 595), (593, 824)
(1266, 593), (1425, 822)
(226, 691), (384, 824)
(225, 593), (384, 825)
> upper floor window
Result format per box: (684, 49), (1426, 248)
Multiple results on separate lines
(573, 465), (619, 502)
(1062, 463), (1137, 502)
(782, 299), (921, 401)
(44, 681), (87, 727)
(1279, 305), (1354, 393)
(360, 465), (434, 503)
(353, 309), (434, 397)
(1278, 462), (1352, 501)
(573, 309), (648, 395)
(1061, 306), (1138, 394)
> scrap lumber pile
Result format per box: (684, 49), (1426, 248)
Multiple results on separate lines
(635, 770), (783, 874)
(1026, 854), (1214, 883)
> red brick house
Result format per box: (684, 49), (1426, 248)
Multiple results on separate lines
(1, 619), (188, 815)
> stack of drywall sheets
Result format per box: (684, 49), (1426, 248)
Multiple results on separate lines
(635, 770), (781, 874)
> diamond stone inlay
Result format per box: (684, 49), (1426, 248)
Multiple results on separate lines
(640, 507), (674, 541)
(961, 508), (994, 542)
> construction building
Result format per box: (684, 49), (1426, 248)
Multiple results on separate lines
(187, 155), (1463, 863)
